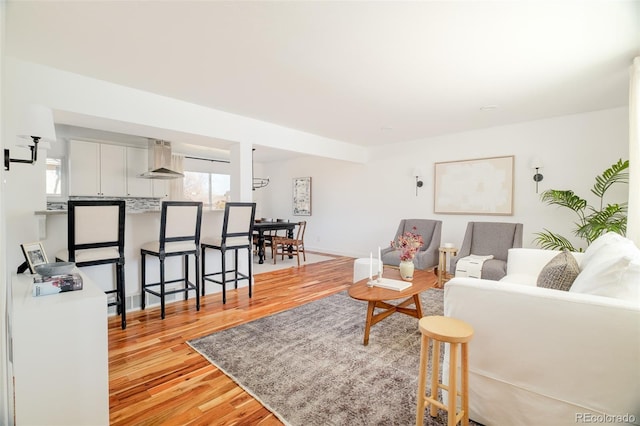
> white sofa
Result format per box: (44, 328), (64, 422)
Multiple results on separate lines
(443, 233), (640, 426)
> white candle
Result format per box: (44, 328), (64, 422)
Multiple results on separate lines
(378, 246), (382, 276)
(369, 252), (373, 280)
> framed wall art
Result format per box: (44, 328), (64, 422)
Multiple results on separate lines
(293, 177), (312, 216)
(434, 155), (514, 215)
(20, 241), (49, 273)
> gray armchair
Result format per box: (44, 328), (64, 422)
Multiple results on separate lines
(381, 219), (442, 270)
(450, 221), (523, 281)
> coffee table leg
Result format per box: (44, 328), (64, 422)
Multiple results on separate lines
(364, 301), (375, 346)
(414, 294), (423, 318)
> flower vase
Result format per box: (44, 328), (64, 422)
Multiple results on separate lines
(399, 260), (415, 281)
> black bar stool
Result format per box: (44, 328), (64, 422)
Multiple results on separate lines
(56, 200), (126, 329)
(140, 201), (203, 319)
(201, 202), (256, 304)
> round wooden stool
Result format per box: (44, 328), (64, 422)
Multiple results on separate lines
(416, 315), (474, 426)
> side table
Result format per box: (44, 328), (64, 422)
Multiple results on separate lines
(438, 246), (458, 288)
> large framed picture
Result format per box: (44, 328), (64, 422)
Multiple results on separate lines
(20, 241), (49, 273)
(293, 177), (312, 216)
(434, 155), (514, 215)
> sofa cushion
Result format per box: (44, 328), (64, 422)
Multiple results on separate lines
(536, 250), (580, 291)
(570, 233), (640, 301)
(580, 232), (634, 270)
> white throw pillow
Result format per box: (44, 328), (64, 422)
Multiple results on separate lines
(580, 232), (633, 270)
(571, 235), (640, 300)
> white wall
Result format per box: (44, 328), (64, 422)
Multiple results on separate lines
(258, 107), (629, 257)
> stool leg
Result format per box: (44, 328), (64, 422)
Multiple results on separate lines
(247, 247), (253, 298)
(461, 342), (469, 426)
(184, 254), (189, 300)
(448, 342), (458, 426)
(117, 261), (126, 330)
(195, 252), (200, 311)
(221, 249), (227, 304)
(160, 257), (166, 320)
(416, 334), (429, 426)
(141, 253), (146, 310)
(201, 245), (206, 296)
(234, 248), (239, 289)
(430, 340), (440, 417)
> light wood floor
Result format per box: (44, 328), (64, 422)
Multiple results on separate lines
(108, 254), (354, 426)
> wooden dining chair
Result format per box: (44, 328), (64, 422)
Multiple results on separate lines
(272, 221), (307, 266)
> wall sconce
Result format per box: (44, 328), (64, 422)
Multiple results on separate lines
(531, 158), (544, 193)
(412, 168), (424, 196)
(4, 105), (57, 171)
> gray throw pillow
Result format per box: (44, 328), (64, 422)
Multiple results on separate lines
(537, 250), (580, 291)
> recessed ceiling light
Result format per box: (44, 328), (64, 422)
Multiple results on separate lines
(480, 105), (498, 111)
(381, 126), (393, 131)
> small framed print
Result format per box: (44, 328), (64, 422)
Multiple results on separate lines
(293, 177), (312, 216)
(20, 241), (49, 273)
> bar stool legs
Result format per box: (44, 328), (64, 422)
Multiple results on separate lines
(416, 316), (474, 426)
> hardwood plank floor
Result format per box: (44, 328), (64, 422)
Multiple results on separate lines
(108, 254), (354, 426)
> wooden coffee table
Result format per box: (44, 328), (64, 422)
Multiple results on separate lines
(348, 268), (437, 345)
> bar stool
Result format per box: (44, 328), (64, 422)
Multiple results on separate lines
(416, 315), (474, 426)
(140, 201), (203, 319)
(201, 202), (256, 304)
(55, 200), (127, 329)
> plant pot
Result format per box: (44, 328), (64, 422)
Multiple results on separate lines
(399, 260), (415, 281)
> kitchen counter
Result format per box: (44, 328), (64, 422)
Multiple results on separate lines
(35, 208), (224, 215)
(36, 208), (231, 309)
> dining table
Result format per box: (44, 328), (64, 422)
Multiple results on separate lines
(253, 220), (297, 263)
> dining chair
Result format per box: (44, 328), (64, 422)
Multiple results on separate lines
(201, 202), (256, 303)
(140, 201), (203, 320)
(55, 199), (127, 329)
(272, 221), (307, 266)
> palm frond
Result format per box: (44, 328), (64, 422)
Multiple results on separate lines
(539, 190), (587, 217)
(591, 159), (629, 199)
(533, 230), (578, 252)
(577, 204), (627, 242)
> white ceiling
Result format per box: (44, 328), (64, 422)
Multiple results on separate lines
(5, 1), (640, 161)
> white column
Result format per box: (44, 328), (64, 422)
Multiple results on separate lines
(628, 57), (640, 246)
(229, 142), (253, 202)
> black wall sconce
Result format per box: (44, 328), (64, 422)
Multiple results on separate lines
(4, 105), (57, 171)
(531, 158), (544, 193)
(412, 168), (424, 196)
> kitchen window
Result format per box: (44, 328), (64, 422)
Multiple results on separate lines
(183, 171), (230, 208)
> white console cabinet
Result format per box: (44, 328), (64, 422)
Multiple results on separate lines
(10, 272), (109, 426)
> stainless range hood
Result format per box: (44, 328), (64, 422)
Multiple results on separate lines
(138, 139), (184, 179)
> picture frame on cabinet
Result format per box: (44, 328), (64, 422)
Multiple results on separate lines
(20, 241), (49, 274)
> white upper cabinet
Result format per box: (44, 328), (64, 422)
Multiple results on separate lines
(126, 146), (153, 197)
(69, 140), (126, 196)
(99, 144), (127, 196)
(69, 140), (100, 196)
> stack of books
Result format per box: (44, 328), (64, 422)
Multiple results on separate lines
(33, 273), (83, 297)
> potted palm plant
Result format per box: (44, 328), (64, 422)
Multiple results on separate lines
(534, 159), (629, 252)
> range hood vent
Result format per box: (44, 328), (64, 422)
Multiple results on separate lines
(138, 140), (184, 179)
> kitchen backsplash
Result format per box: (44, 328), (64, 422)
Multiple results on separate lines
(48, 196), (162, 212)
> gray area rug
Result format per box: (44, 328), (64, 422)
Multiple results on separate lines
(189, 288), (476, 426)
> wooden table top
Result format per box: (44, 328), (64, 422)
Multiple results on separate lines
(348, 268), (437, 302)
